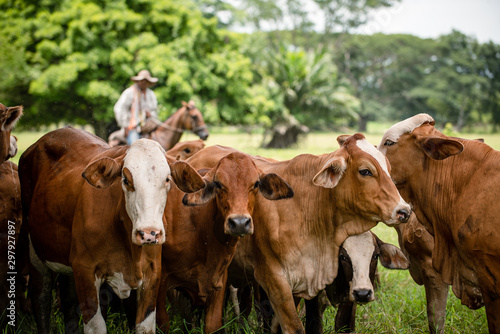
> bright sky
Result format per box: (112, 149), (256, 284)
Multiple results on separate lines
(365, 0), (500, 43)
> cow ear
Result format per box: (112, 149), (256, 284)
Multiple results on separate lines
(259, 173), (294, 200)
(169, 161), (205, 193)
(312, 156), (346, 188)
(82, 157), (123, 189)
(2, 106), (23, 131)
(336, 135), (350, 147)
(374, 234), (410, 269)
(182, 181), (216, 206)
(419, 137), (463, 160)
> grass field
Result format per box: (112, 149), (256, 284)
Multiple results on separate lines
(7, 123), (492, 333)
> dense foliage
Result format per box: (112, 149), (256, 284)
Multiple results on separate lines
(1, 0), (499, 144)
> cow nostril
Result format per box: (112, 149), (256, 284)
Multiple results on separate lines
(397, 208), (410, 222)
(353, 289), (372, 303)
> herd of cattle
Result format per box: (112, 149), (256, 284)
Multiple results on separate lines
(1, 102), (498, 334)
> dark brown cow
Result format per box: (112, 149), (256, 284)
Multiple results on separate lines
(165, 139), (206, 161)
(0, 161), (29, 329)
(304, 231), (409, 333)
(156, 151), (294, 333)
(187, 133), (411, 333)
(378, 113), (499, 333)
(0, 103), (23, 162)
(19, 127), (204, 333)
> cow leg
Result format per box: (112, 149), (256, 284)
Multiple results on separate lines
(204, 288), (226, 333)
(135, 279), (159, 334)
(334, 301), (356, 333)
(72, 269), (106, 334)
(28, 243), (54, 334)
(304, 295), (323, 334)
(58, 274), (81, 334)
(421, 273), (448, 334)
(256, 270), (305, 334)
(155, 280), (170, 332)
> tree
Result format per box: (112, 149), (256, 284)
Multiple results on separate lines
(0, 0), (257, 138)
(409, 31), (487, 130)
(250, 42), (359, 147)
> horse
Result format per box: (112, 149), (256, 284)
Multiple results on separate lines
(108, 100), (209, 150)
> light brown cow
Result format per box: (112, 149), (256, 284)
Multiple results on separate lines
(0, 103), (23, 162)
(187, 133), (411, 333)
(378, 114), (499, 333)
(19, 127), (205, 334)
(165, 139), (206, 161)
(155, 151), (293, 333)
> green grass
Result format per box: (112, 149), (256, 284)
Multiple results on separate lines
(6, 123), (492, 333)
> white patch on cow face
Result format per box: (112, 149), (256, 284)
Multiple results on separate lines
(136, 309), (156, 333)
(122, 139), (170, 245)
(106, 272), (135, 299)
(356, 139), (390, 176)
(377, 113), (435, 155)
(84, 275), (106, 334)
(342, 232), (376, 302)
(8, 135), (17, 158)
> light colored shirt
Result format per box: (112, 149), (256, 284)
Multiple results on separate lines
(113, 84), (158, 129)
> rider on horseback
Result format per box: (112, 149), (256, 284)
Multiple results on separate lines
(109, 69), (159, 146)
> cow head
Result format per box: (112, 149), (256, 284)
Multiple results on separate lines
(82, 139), (205, 245)
(313, 133), (411, 227)
(182, 152), (294, 237)
(337, 231), (409, 303)
(377, 114), (464, 188)
(0, 104), (23, 161)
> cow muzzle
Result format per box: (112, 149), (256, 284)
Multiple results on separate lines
(135, 228), (163, 245)
(386, 202), (411, 226)
(225, 214), (253, 237)
(352, 288), (374, 303)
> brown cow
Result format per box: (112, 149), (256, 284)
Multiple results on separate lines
(0, 103), (23, 162)
(19, 127), (205, 333)
(393, 213), (450, 334)
(165, 139), (206, 161)
(187, 133), (411, 333)
(378, 113), (499, 333)
(155, 151), (294, 333)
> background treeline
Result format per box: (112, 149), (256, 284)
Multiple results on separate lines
(1, 0), (499, 147)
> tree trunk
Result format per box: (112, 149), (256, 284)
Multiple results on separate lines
(264, 116), (309, 149)
(358, 116), (368, 132)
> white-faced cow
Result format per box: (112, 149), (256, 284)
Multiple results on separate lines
(304, 231), (409, 333)
(378, 114), (499, 333)
(19, 127), (204, 334)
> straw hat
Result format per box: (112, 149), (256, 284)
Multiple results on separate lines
(131, 69), (158, 83)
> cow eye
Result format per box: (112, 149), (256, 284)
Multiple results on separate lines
(384, 139), (395, 146)
(253, 181), (260, 189)
(359, 169), (373, 177)
(373, 253), (380, 260)
(122, 177), (129, 185)
(339, 253), (347, 261)
(166, 176), (170, 183)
